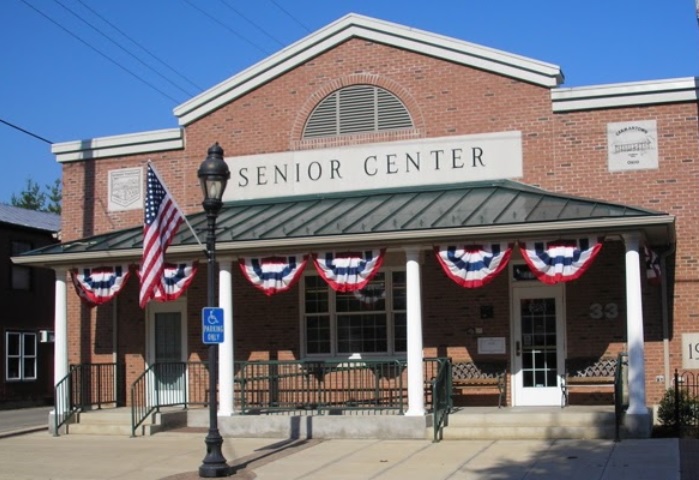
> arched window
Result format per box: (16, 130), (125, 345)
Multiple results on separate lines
(303, 85), (413, 138)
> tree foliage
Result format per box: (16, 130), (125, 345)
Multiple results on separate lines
(10, 178), (62, 214)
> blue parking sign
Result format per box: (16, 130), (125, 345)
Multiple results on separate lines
(202, 307), (224, 344)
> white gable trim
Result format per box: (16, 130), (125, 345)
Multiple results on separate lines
(52, 128), (184, 163)
(173, 14), (563, 126)
(552, 77), (699, 112)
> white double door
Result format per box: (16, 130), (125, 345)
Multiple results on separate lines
(511, 284), (566, 406)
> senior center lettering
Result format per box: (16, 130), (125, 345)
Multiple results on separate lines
(226, 132), (522, 201)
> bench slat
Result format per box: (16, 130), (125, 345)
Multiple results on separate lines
(450, 361), (507, 408)
(561, 357), (617, 407)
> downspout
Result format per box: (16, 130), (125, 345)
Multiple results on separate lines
(661, 245), (676, 390)
(112, 298), (118, 365)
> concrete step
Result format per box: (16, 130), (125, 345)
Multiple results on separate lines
(437, 407), (619, 440)
(446, 411), (615, 428)
(441, 425), (617, 440)
(68, 408), (186, 437)
(77, 410), (151, 426)
(67, 423), (164, 436)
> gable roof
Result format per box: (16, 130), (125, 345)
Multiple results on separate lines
(14, 180), (673, 268)
(173, 14), (564, 126)
(0, 204), (60, 233)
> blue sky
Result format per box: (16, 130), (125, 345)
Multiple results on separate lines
(2, 0), (698, 205)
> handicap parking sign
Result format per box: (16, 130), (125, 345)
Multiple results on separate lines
(202, 307), (224, 344)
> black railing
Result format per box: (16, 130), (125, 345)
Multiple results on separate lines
(53, 363), (124, 436)
(234, 358), (410, 413)
(130, 361), (209, 437)
(673, 370), (699, 437)
(430, 358), (451, 442)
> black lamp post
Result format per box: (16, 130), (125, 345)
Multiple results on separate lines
(198, 142), (231, 478)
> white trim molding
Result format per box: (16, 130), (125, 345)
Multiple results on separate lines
(552, 77), (699, 112)
(52, 128), (184, 163)
(173, 13), (564, 126)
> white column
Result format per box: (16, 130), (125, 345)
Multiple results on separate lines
(54, 267), (69, 386)
(218, 260), (235, 416)
(404, 247), (425, 416)
(623, 233), (647, 415)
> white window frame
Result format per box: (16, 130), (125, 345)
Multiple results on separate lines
(300, 268), (406, 359)
(6, 331), (37, 381)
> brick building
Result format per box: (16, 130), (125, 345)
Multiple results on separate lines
(14, 15), (698, 438)
(1, 204), (59, 405)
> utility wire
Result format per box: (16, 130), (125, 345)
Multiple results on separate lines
(51, 0), (194, 98)
(74, 0), (204, 92)
(218, 0), (285, 47)
(19, 0), (180, 104)
(268, 0), (311, 33)
(0, 118), (53, 144)
(181, 0), (271, 55)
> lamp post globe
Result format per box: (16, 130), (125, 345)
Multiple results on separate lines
(198, 142), (230, 214)
(198, 142), (232, 478)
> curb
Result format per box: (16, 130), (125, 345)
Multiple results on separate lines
(0, 426), (47, 440)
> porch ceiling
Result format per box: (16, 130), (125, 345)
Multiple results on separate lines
(15, 180), (674, 267)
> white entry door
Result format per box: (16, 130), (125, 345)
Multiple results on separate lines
(148, 300), (187, 404)
(512, 284), (565, 406)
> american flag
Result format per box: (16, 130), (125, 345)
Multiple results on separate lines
(140, 163), (185, 308)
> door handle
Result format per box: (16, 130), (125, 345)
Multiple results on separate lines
(516, 341), (521, 357)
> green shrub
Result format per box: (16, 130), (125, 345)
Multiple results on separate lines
(658, 388), (699, 427)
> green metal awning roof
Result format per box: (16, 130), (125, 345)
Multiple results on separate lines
(15, 180), (674, 267)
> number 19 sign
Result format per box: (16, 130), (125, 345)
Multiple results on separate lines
(202, 307), (224, 344)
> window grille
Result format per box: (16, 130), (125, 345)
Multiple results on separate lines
(302, 271), (406, 357)
(303, 85), (413, 138)
(6, 331), (37, 381)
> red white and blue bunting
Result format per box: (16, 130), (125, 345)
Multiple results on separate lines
(135, 261), (197, 304)
(435, 243), (512, 288)
(644, 246), (661, 286)
(239, 254), (309, 296)
(149, 262), (198, 302)
(70, 265), (131, 307)
(519, 237), (602, 285)
(312, 249), (385, 292)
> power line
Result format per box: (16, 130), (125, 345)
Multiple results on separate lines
(0, 118), (53, 144)
(268, 0), (311, 33)
(181, 0), (271, 55)
(218, 0), (285, 47)
(51, 0), (195, 98)
(73, 0), (204, 92)
(18, 0), (181, 104)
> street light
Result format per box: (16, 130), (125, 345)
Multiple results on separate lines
(198, 142), (231, 478)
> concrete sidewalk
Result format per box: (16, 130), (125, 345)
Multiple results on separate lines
(0, 430), (681, 480)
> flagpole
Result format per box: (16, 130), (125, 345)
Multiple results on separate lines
(148, 161), (207, 254)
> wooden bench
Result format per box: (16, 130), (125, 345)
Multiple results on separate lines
(561, 357), (617, 407)
(451, 361), (507, 408)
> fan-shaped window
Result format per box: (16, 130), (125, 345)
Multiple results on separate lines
(303, 85), (413, 138)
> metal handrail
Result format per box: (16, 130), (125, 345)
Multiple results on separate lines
(53, 366), (79, 436)
(53, 363), (123, 436)
(614, 352), (628, 442)
(430, 358), (451, 442)
(232, 358), (445, 415)
(130, 361), (206, 437)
